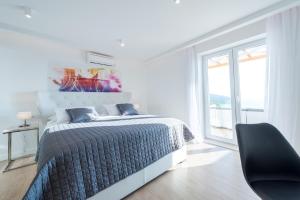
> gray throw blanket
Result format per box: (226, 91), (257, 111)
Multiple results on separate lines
(23, 117), (193, 200)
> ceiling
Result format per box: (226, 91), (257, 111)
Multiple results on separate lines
(0, 0), (283, 60)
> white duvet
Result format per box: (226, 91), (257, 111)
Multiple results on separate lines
(45, 115), (189, 134)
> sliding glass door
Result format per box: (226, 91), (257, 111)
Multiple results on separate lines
(203, 39), (267, 144)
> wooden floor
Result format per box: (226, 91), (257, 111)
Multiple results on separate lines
(0, 143), (259, 200)
(0, 156), (37, 200)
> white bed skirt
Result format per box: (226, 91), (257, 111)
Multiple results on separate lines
(88, 146), (187, 200)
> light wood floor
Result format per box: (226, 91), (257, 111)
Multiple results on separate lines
(0, 157), (37, 200)
(0, 143), (259, 200)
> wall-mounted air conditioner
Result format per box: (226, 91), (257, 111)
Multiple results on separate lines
(86, 51), (115, 67)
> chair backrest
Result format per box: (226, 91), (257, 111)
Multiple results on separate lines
(236, 123), (300, 184)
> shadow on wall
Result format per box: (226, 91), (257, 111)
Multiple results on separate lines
(11, 91), (39, 117)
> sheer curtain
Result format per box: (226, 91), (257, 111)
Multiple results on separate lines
(266, 6), (300, 153)
(186, 47), (205, 141)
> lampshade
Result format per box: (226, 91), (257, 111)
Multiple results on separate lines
(17, 112), (32, 120)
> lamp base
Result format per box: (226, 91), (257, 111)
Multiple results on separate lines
(19, 124), (30, 128)
(19, 120), (30, 127)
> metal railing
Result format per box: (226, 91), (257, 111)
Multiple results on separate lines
(210, 106), (263, 112)
(209, 106), (264, 125)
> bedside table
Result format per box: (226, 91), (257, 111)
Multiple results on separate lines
(2, 125), (39, 172)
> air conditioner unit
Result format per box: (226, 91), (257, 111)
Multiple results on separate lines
(86, 52), (115, 67)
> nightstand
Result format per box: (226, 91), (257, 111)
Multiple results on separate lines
(2, 125), (39, 172)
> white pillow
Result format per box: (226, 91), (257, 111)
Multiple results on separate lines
(48, 115), (57, 122)
(55, 108), (70, 123)
(133, 104), (143, 113)
(103, 104), (120, 116)
(55, 106), (98, 123)
(95, 105), (109, 116)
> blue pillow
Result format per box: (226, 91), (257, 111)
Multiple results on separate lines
(116, 104), (139, 116)
(66, 108), (98, 123)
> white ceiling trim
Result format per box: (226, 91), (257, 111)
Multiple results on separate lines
(0, 22), (90, 53)
(146, 0), (300, 63)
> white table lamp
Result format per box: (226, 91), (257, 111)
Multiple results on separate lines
(17, 112), (32, 127)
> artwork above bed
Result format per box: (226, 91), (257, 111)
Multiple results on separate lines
(49, 67), (122, 92)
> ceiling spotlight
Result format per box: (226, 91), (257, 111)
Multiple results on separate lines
(174, 0), (180, 4)
(118, 39), (125, 47)
(24, 7), (32, 19)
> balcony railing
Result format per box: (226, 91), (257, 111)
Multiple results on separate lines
(209, 106), (265, 139)
(209, 106), (265, 130)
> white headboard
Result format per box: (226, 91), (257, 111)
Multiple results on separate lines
(37, 91), (132, 118)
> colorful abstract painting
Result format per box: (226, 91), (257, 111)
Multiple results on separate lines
(50, 67), (122, 92)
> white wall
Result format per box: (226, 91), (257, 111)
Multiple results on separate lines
(0, 30), (146, 161)
(116, 59), (147, 112)
(145, 20), (266, 134)
(146, 50), (190, 122)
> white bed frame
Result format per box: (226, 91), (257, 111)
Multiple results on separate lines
(37, 91), (133, 131)
(37, 91), (133, 117)
(37, 91), (187, 200)
(89, 146), (186, 200)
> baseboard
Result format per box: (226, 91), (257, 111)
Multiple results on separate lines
(203, 139), (238, 151)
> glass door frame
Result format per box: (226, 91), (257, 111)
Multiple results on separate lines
(202, 49), (238, 145)
(202, 38), (266, 145)
(232, 38), (266, 125)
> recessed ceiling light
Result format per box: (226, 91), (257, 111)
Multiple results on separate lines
(174, 0), (180, 4)
(24, 7), (32, 19)
(118, 39), (125, 47)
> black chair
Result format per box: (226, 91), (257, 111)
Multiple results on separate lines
(236, 123), (300, 200)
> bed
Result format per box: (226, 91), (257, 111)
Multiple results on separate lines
(23, 92), (194, 200)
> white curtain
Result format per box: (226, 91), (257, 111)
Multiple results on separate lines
(186, 47), (205, 141)
(266, 6), (300, 152)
